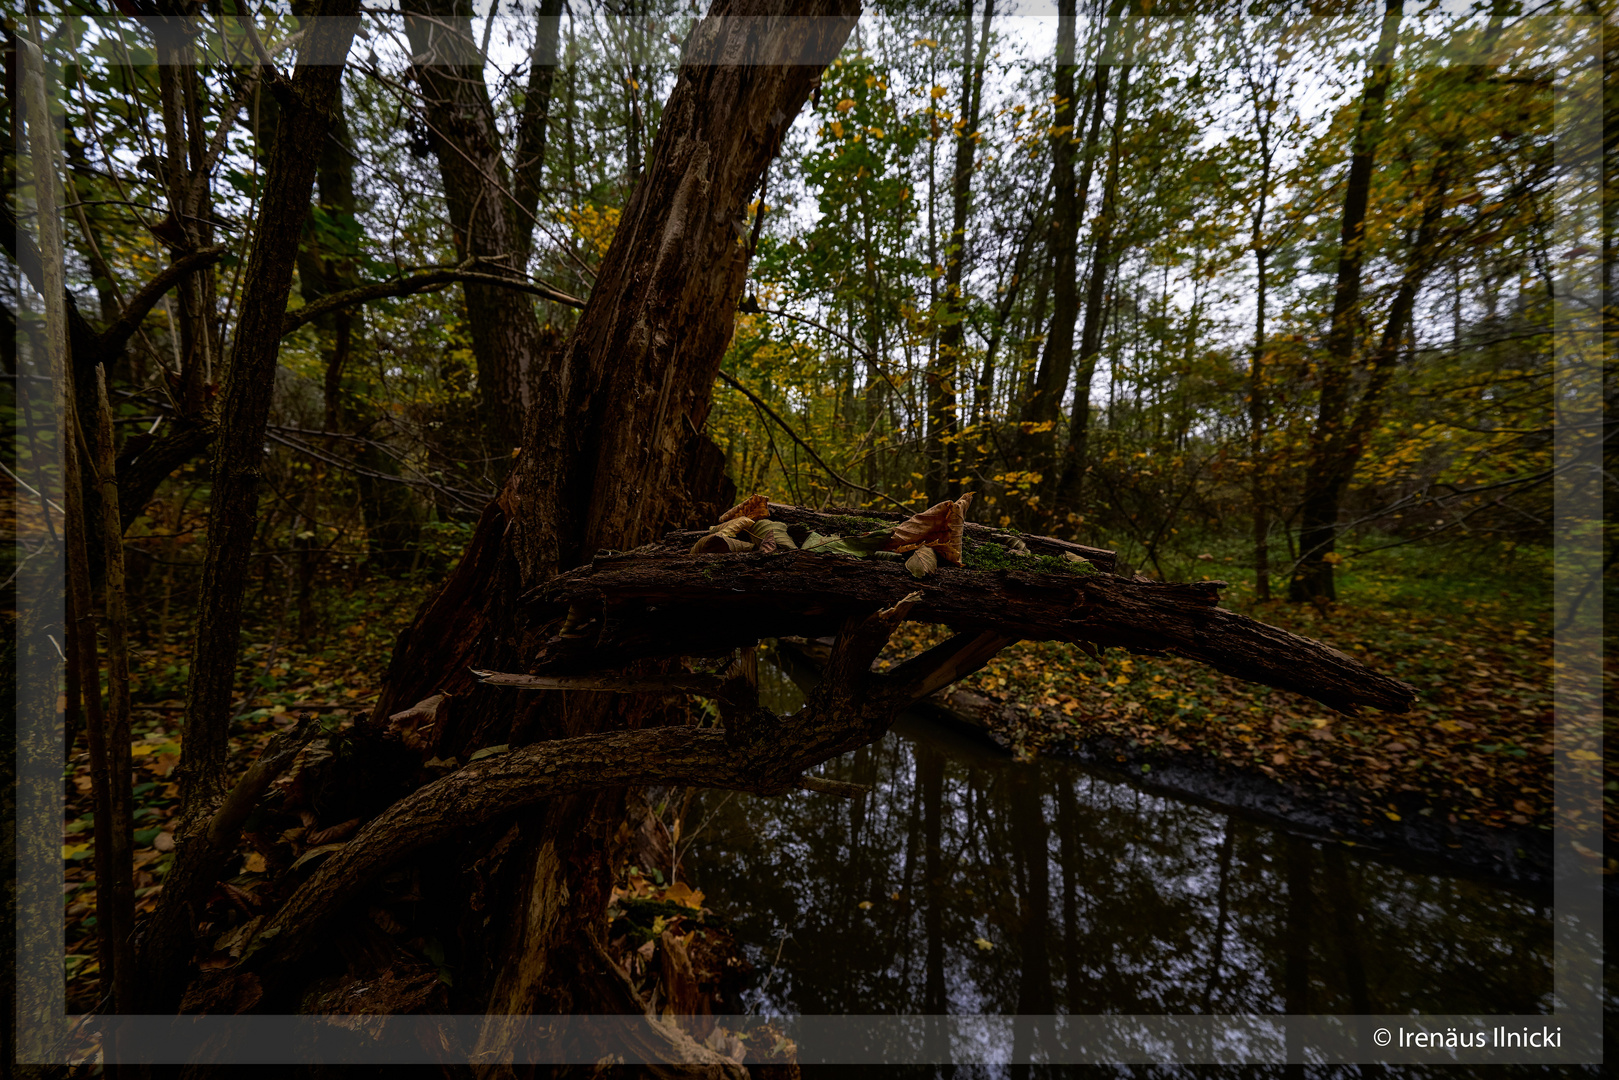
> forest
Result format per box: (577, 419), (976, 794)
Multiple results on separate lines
(3, 0), (1609, 1072)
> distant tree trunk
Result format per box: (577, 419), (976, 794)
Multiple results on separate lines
(1242, 50), (1281, 601)
(971, 203), (1037, 432)
(1017, 0), (1122, 491)
(1052, 39), (1133, 516)
(1250, 240), (1272, 600)
(403, 0), (552, 461)
(926, 0), (993, 503)
(153, 29), (220, 419)
(511, 0), (565, 260)
(139, 4), (364, 1009)
(294, 94), (425, 575)
(1290, 0), (1402, 603)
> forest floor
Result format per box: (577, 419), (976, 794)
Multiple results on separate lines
(59, 538), (1608, 1010)
(866, 540), (1608, 882)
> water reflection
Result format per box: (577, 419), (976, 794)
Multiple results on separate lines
(685, 660), (1553, 1018)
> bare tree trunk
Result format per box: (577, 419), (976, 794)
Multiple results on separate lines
(1290, 0), (1402, 602)
(1052, 36), (1133, 515)
(511, 0), (566, 260)
(1242, 48), (1280, 602)
(1018, 0), (1123, 483)
(141, 4), (364, 1009)
(93, 367), (136, 1012)
(1251, 241), (1271, 600)
(403, 0), (553, 461)
(925, 0), (993, 504)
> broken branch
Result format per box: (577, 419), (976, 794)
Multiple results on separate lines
(470, 669), (728, 694)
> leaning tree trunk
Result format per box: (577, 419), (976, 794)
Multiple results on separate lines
(346, 1), (860, 1059)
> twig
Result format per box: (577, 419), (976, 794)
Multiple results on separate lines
(231, 604), (286, 723)
(279, 263), (585, 338)
(470, 669), (728, 694)
(716, 369), (912, 513)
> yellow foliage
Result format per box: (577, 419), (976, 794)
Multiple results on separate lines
(561, 204), (621, 259)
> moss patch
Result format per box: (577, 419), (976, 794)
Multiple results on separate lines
(963, 542), (1097, 577)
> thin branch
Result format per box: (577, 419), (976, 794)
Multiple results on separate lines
(471, 669), (728, 694)
(96, 243), (229, 360)
(279, 263), (585, 338)
(715, 369), (912, 513)
(263, 428), (491, 511)
(240, 18), (292, 98)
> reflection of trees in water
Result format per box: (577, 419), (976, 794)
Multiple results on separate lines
(685, 726), (1551, 1018)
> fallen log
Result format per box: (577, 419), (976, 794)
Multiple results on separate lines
(520, 506), (1416, 716)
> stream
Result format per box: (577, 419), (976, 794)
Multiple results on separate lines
(682, 656), (1555, 1020)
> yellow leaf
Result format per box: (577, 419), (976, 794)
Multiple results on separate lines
(857, 900), (873, 910)
(835, 98), (856, 113)
(973, 936), (994, 951)
(930, 85), (947, 99)
(1569, 749), (1599, 762)
(661, 881), (705, 910)
(1383, 810), (1401, 822)
(244, 852), (267, 873)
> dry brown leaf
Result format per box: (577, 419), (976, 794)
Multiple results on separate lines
(386, 693), (450, 751)
(496, 473), (521, 521)
(885, 492), (974, 565)
(904, 546), (938, 579)
(719, 494), (770, 522)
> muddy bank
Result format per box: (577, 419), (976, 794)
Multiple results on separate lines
(776, 639), (1554, 891)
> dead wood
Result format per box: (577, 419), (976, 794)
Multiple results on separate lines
(522, 504), (1416, 716)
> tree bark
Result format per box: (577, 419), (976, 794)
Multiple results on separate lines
(320, 2), (863, 1052)
(1052, 33), (1134, 515)
(511, 0), (566, 260)
(141, 3), (364, 1010)
(925, 0), (993, 504)
(1241, 47), (1282, 602)
(403, 0), (554, 460)
(1018, 0), (1123, 488)
(1290, 0), (1403, 602)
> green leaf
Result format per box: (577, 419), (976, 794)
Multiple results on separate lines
(801, 530), (891, 558)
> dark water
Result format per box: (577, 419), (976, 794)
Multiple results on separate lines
(683, 658), (1554, 1019)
